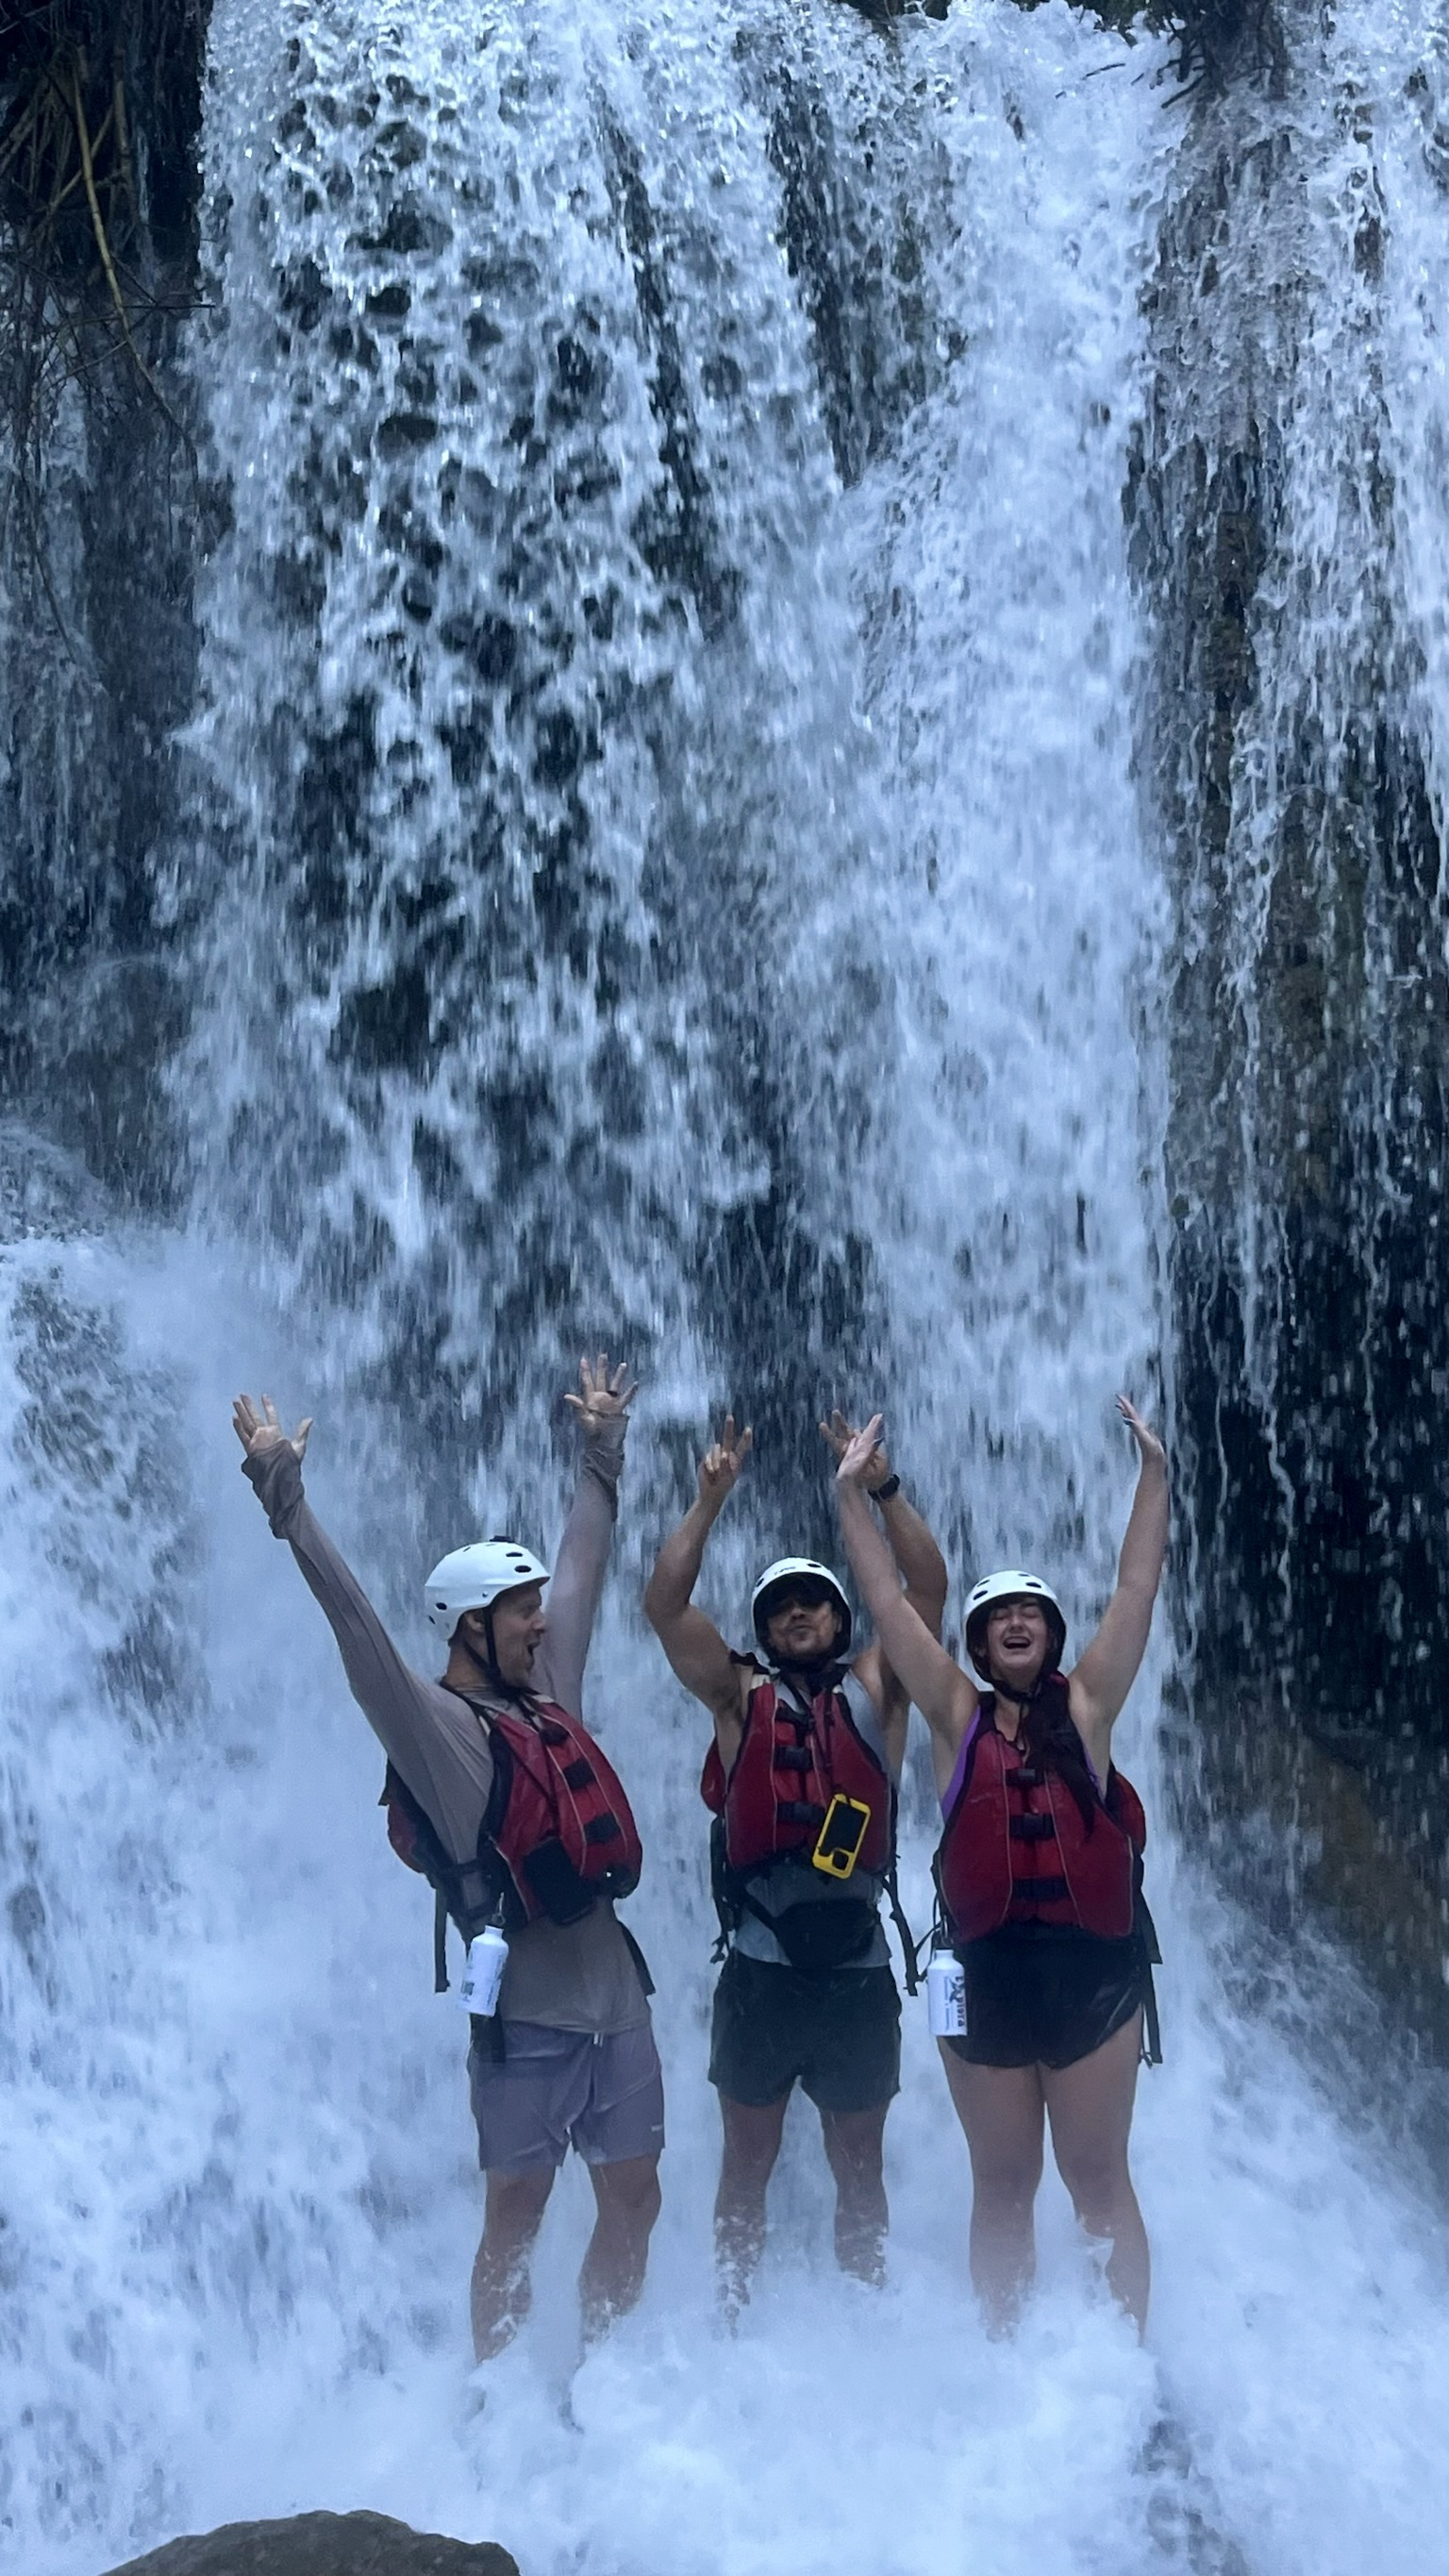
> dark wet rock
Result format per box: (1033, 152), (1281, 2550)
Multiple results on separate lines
(376, 411), (440, 457)
(101, 2508), (519, 2576)
(0, 1128), (108, 1243)
(1127, 6), (1449, 2087)
(0, 0), (206, 1213)
(376, 118), (428, 170)
(351, 198), (452, 257)
(1000, 1), (1288, 94)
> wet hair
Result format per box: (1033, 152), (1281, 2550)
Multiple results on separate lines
(1007, 1670), (1100, 1833)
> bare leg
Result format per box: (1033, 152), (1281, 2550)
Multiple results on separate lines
(579, 2153), (662, 2345)
(939, 2043), (1045, 2333)
(471, 2166), (556, 2360)
(818, 2103), (891, 2284)
(1042, 2009), (1149, 2333)
(714, 2093), (790, 2317)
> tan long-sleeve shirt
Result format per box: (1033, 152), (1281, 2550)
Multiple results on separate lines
(243, 1428), (648, 2033)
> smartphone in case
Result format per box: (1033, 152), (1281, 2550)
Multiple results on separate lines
(811, 1792), (872, 1880)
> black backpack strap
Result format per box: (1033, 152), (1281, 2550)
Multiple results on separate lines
(382, 1758), (515, 1988)
(1136, 1887), (1163, 2067)
(708, 1814), (741, 1961)
(619, 1922), (656, 1999)
(883, 1851), (920, 1996)
(724, 1870), (919, 1987)
(732, 1882), (789, 1940)
(472, 2012), (508, 2063)
(1141, 1966), (1162, 2068)
(878, 1772), (919, 1996)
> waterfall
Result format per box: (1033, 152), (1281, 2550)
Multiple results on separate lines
(4, 3), (1449, 2573)
(1133, 0), (1449, 2056)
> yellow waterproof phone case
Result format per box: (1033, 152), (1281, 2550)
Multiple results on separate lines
(811, 1792), (873, 1880)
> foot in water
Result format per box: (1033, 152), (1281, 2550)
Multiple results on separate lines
(462, 2360), (497, 2423)
(461, 2362), (578, 2434)
(1136, 2396), (1254, 2575)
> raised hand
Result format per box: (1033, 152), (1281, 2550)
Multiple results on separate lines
(1117, 1396), (1167, 1472)
(835, 1413), (887, 1490)
(698, 1413), (753, 1508)
(820, 1407), (892, 1495)
(232, 1393), (312, 1463)
(563, 1352), (640, 1438)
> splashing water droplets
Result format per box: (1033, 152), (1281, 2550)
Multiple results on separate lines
(4, 3), (1449, 2572)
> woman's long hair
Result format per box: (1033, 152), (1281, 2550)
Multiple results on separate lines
(1016, 1669), (1100, 1833)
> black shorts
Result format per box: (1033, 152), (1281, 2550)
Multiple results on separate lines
(708, 1950), (901, 2115)
(943, 1923), (1152, 2071)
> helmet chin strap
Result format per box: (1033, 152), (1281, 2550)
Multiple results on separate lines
(465, 1607), (523, 1700)
(986, 1656), (1058, 1709)
(991, 1673), (1036, 1706)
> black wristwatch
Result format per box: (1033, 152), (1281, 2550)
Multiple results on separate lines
(872, 1474), (902, 1504)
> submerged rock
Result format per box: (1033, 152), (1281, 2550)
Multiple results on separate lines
(101, 2510), (519, 2576)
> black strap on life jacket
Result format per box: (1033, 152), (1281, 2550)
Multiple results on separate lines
(883, 1853), (921, 1996)
(707, 1815), (921, 1996)
(935, 1711), (1164, 2062)
(775, 1668), (919, 1994)
(379, 1762), (513, 1992)
(1010, 1812), (1058, 1841)
(1136, 1882), (1163, 2066)
(432, 1890), (448, 1995)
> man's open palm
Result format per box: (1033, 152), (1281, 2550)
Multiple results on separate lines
(563, 1352), (639, 1439)
(233, 1393), (312, 1463)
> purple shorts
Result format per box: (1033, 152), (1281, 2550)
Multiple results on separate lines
(467, 2018), (665, 2176)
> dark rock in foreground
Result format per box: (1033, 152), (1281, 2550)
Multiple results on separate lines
(101, 2508), (520, 2576)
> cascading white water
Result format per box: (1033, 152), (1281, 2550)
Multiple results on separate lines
(6, 5), (1449, 2575)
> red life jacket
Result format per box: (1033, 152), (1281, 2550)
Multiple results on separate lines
(698, 1665), (918, 1983)
(383, 1692), (642, 1981)
(935, 1683), (1147, 1946)
(700, 1665), (893, 1877)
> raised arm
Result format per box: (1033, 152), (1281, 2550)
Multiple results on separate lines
(835, 1418), (974, 1750)
(642, 1413), (753, 1721)
(880, 1486), (949, 1632)
(1069, 1398), (1169, 1742)
(819, 1410), (947, 1746)
(231, 1394), (488, 1853)
(536, 1354), (638, 1717)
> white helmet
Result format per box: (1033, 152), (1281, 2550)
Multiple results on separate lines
(964, 1568), (1066, 1682)
(751, 1557), (853, 1656)
(424, 1538), (550, 1640)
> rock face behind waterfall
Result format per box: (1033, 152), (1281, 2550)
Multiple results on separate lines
(0, 0), (209, 1208)
(103, 2509), (519, 2576)
(1129, 1), (1449, 2070)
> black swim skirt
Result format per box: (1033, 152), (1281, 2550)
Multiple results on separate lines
(942, 1922), (1152, 2071)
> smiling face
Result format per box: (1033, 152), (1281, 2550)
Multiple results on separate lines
(980, 1595), (1051, 1692)
(762, 1583), (845, 1668)
(459, 1580), (546, 1687)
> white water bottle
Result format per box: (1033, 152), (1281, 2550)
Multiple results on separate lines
(458, 1923), (508, 2017)
(926, 1948), (967, 2039)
